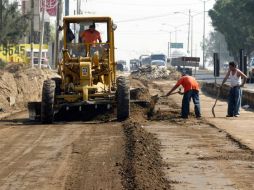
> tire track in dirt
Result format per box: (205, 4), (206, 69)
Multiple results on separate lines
(64, 122), (124, 190)
(0, 120), (87, 190)
(0, 127), (48, 178)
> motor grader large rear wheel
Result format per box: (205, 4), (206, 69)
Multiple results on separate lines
(41, 79), (56, 124)
(116, 76), (130, 121)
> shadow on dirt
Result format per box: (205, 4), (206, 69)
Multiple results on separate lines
(0, 105), (115, 126)
(54, 105), (114, 122)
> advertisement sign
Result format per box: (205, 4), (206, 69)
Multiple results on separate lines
(40, 0), (58, 16)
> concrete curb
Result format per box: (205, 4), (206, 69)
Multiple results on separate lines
(201, 83), (254, 108)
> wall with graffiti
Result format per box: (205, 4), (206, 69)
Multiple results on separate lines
(0, 44), (48, 64)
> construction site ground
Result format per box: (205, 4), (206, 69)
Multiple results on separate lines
(0, 72), (254, 190)
(146, 80), (254, 190)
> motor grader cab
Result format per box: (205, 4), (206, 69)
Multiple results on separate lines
(28, 16), (130, 123)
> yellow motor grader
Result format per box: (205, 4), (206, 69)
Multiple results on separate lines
(29, 16), (130, 123)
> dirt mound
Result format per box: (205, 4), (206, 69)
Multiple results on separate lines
(121, 121), (171, 190)
(131, 66), (181, 81)
(0, 64), (57, 114)
(129, 77), (151, 102)
(129, 67), (181, 102)
(4, 63), (29, 73)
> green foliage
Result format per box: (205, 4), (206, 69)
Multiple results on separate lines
(204, 31), (233, 66)
(209, 0), (254, 59)
(0, 0), (30, 45)
(49, 24), (56, 43)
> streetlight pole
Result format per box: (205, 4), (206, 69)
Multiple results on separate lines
(202, 0), (206, 69)
(173, 11), (192, 56)
(65, 0), (69, 16)
(187, 9), (191, 55)
(38, 0), (46, 69)
(191, 15), (193, 57)
(30, 0), (34, 68)
(199, 0), (212, 68)
(55, 0), (62, 69)
(77, 0), (80, 15)
(169, 32), (172, 57)
(161, 23), (188, 57)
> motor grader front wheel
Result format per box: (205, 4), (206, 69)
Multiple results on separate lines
(41, 79), (56, 124)
(116, 76), (130, 121)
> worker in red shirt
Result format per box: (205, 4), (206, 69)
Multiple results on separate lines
(80, 23), (102, 56)
(163, 73), (201, 118)
(80, 23), (102, 44)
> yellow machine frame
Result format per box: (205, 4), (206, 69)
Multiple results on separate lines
(56, 16), (116, 105)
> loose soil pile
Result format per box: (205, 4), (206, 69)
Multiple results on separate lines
(131, 66), (181, 81)
(121, 120), (171, 190)
(0, 64), (57, 114)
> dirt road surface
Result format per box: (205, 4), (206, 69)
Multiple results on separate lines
(145, 80), (254, 190)
(0, 77), (254, 190)
(0, 112), (124, 190)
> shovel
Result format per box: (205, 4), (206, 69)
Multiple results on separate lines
(147, 88), (183, 119)
(212, 86), (221, 118)
(160, 88), (183, 98)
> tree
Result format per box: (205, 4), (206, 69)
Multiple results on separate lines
(204, 31), (233, 66)
(209, 0), (254, 60)
(0, 0), (30, 45)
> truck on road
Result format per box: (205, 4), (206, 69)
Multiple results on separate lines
(130, 59), (140, 71)
(150, 53), (167, 69)
(170, 56), (200, 76)
(139, 55), (151, 68)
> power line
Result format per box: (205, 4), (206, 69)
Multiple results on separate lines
(115, 10), (188, 23)
(89, 0), (206, 8)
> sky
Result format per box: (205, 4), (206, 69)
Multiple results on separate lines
(15, 0), (216, 64)
(70, 0), (216, 63)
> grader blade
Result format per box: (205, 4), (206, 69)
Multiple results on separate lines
(28, 102), (41, 121)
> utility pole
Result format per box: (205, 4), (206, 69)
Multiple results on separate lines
(54, 0), (62, 69)
(169, 32), (172, 57)
(30, 0), (34, 68)
(38, 0), (46, 69)
(191, 15), (193, 57)
(77, 0), (80, 15)
(202, 1), (206, 69)
(187, 9), (191, 55)
(65, 0), (69, 16)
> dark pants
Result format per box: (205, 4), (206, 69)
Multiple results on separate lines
(182, 90), (201, 118)
(228, 86), (242, 116)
